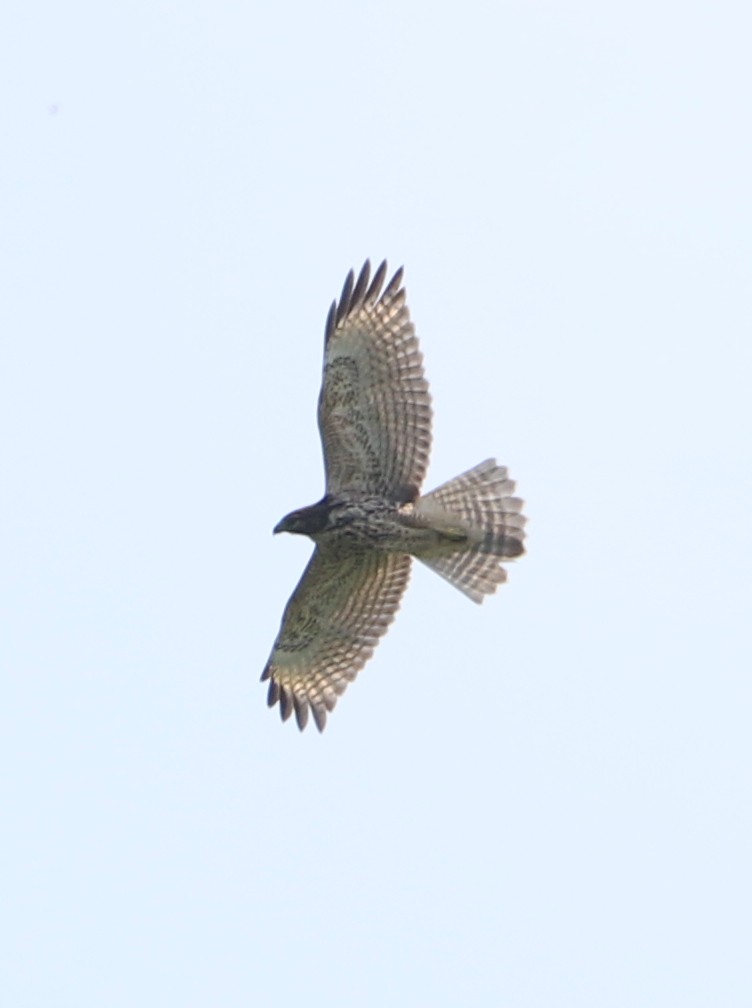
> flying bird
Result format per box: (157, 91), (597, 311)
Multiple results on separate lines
(262, 261), (525, 731)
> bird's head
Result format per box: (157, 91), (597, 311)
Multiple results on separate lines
(273, 500), (331, 536)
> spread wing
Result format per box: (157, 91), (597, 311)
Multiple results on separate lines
(318, 261), (432, 501)
(262, 546), (411, 731)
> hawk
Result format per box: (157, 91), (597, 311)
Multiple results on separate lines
(262, 261), (525, 731)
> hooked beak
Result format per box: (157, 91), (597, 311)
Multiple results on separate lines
(273, 514), (293, 534)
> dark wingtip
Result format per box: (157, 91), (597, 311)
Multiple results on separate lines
(293, 693), (309, 731)
(349, 260), (371, 313)
(383, 265), (404, 299)
(328, 259), (404, 340)
(324, 300), (337, 343)
(311, 702), (327, 732)
(278, 684), (294, 722)
(365, 260), (387, 303)
(265, 678), (279, 706)
(335, 266), (357, 330)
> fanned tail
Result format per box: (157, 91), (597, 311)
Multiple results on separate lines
(414, 459), (525, 603)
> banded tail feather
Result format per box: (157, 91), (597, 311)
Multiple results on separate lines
(414, 459), (526, 603)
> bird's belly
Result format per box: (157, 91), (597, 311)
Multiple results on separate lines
(319, 514), (468, 555)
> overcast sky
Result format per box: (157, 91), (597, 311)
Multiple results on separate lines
(2, 2), (751, 1005)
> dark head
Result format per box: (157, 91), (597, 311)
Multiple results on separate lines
(273, 499), (331, 537)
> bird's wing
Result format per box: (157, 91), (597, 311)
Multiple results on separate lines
(318, 261), (432, 501)
(262, 545), (411, 731)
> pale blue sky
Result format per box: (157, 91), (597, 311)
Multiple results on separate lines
(2, 2), (751, 1005)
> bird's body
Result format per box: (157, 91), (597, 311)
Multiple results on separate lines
(277, 494), (468, 553)
(263, 261), (526, 731)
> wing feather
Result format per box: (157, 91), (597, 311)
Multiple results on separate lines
(318, 261), (432, 500)
(262, 546), (412, 731)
